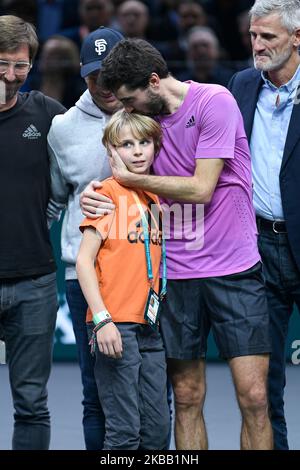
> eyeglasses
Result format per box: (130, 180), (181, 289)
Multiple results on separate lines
(0, 60), (32, 76)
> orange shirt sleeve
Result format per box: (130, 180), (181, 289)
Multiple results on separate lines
(79, 179), (116, 241)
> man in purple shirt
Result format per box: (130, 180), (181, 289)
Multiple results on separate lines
(81, 38), (273, 450)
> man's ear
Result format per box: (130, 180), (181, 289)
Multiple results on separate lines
(293, 27), (300, 47)
(149, 73), (160, 90)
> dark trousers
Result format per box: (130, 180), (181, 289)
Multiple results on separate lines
(95, 323), (170, 450)
(66, 280), (105, 450)
(0, 272), (57, 449)
(258, 229), (300, 450)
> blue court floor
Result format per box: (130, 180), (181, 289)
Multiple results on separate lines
(0, 362), (299, 450)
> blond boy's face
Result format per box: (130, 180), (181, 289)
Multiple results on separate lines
(114, 125), (155, 175)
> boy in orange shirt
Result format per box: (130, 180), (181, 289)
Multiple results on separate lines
(76, 110), (170, 450)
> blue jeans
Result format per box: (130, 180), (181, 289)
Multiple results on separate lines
(258, 229), (300, 450)
(65, 280), (105, 450)
(0, 272), (57, 449)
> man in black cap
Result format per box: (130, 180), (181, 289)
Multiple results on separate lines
(47, 26), (123, 450)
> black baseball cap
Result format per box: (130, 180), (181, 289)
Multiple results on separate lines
(80, 26), (124, 78)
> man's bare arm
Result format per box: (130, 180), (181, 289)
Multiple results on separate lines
(80, 156), (225, 217)
(112, 158), (224, 203)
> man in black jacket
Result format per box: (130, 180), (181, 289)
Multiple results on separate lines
(0, 15), (65, 449)
(229, 0), (300, 450)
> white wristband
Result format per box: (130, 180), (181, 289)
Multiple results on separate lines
(92, 309), (112, 325)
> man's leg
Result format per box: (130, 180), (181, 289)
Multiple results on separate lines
(168, 358), (208, 450)
(229, 354), (273, 450)
(258, 231), (296, 449)
(159, 279), (210, 450)
(66, 280), (105, 450)
(2, 273), (57, 449)
(203, 262), (272, 449)
(266, 286), (292, 450)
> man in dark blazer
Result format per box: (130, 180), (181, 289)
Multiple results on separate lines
(229, 0), (300, 450)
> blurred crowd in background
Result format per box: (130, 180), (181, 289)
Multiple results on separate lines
(0, 0), (255, 108)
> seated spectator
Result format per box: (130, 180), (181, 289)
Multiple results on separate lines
(0, 0), (36, 22)
(29, 35), (85, 109)
(236, 9), (253, 69)
(61, 0), (115, 47)
(37, 0), (80, 43)
(177, 0), (207, 38)
(79, 0), (114, 34)
(164, 0), (209, 77)
(203, 0), (255, 60)
(0, 0), (81, 43)
(117, 0), (149, 38)
(146, 0), (179, 43)
(178, 26), (234, 86)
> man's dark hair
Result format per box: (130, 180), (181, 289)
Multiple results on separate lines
(99, 38), (169, 92)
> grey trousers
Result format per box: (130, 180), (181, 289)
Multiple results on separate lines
(0, 272), (57, 449)
(94, 322), (170, 450)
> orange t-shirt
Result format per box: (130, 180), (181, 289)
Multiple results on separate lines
(80, 178), (162, 324)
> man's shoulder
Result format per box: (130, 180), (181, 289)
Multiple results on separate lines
(20, 90), (66, 121)
(49, 92), (105, 135)
(229, 68), (261, 88)
(49, 103), (78, 136)
(190, 80), (230, 97)
(189, 81), (234, 109)
(26, 90), (66, 109)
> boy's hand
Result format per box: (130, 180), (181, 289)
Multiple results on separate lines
(80, 180), (115, 218)
(96, 322), (123, 359)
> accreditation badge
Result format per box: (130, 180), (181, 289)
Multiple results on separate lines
(144, 288), (160, 330)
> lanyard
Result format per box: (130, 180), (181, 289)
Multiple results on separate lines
(132, 191), (167, 298)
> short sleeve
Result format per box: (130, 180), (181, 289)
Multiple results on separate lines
(80, 211), (115, 241)
(195, 91), (239, 159)
(79, 181), (116, 240)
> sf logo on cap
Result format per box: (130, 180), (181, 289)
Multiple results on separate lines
(95, 39), (107, 55)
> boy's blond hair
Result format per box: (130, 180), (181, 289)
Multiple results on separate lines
(102, 110), (162, 156)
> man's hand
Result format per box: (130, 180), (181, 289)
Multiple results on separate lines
(80, 180), (115, 218)
(108, 145), (135, 186)
(96, 322), (123, 359)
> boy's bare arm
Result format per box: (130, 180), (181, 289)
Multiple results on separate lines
(76, 227), (122, 359)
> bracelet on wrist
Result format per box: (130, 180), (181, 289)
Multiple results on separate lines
(93, 318), (113, 333)
(93, 309), (111, 326)
(89, 318), (113, 355)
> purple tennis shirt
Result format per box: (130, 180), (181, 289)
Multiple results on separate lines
(153, 81), (260, 279)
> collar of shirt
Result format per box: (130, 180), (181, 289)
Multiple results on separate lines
(261, 63), (300, 96)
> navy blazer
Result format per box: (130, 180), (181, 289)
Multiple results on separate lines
(228, 68), (300, 272)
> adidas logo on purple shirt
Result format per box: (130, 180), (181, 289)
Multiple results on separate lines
(185, 115), (195, 128)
